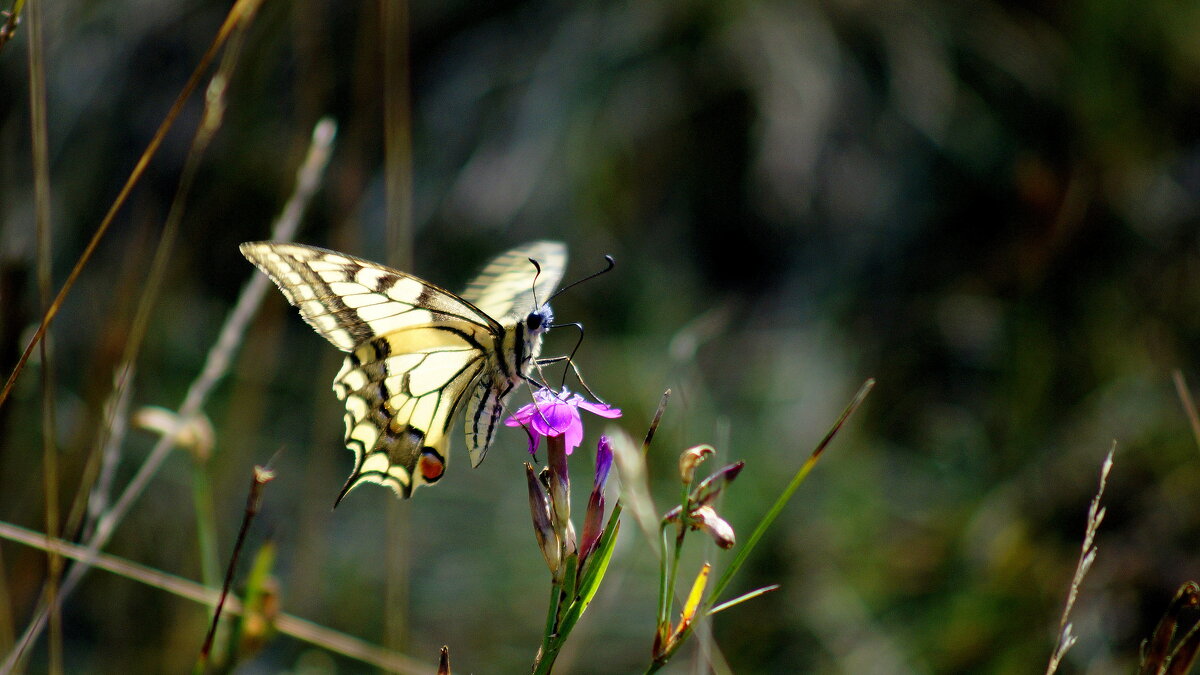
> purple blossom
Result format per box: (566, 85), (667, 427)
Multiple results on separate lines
(505, 387), (622, 455)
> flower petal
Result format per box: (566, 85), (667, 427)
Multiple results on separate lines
(505, 401), (537, 427)
(577, 398), (622, 418)
(564, 420), (583, 455)
(535, 398), (579, 437)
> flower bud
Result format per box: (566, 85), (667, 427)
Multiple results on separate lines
(525, 463), (560, 574)
(594, 436), (613, 489)
(564, 518), (578, 558)
(579, 437), (613, 565)
(689, 505), (736, 549)
(678, 445), (714, 485)
(692, 461), (744, 506)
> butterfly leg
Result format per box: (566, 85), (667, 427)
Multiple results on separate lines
(534, 354), (608, 406)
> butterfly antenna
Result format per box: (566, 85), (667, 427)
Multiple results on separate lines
(528, 257), (545, 308)
(522, 257), (560, 385)
(547, 254), (615, 303)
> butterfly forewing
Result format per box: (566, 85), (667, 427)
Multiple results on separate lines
(461, 241), (566, 321)
(240, 240), (566, 500)
(240, 242), (501, 351)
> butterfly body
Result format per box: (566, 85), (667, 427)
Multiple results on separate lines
(240, 241), (566, 501)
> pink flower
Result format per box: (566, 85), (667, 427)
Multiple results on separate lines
(505, 388), (622, 455)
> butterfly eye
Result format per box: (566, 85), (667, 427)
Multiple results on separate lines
(526, 312), (543, 331)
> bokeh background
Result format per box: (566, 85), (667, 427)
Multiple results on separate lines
(3, 0), (1200, 672)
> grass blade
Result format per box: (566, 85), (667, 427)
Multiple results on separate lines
(710, 378), (874, 603)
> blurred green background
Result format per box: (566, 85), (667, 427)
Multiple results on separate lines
(3, 0), (1200, 672)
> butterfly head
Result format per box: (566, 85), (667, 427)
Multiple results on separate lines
(525, 305), (554, 336)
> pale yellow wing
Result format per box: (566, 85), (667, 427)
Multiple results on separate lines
(240, 241), (502, 500)
(240, 242), (501, 351)
(461, 241), (566, 322)
(332, 331), (490, 500)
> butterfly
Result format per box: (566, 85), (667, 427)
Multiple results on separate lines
(240, 241), (567, 502)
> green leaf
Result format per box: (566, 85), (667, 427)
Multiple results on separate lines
(559, 519), (621, 637)
(561, 552), (579, 604)
(708, 584), (780, 616)
(710, 378), (873, 603)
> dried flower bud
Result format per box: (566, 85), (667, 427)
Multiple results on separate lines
(526, 463), (560, 574)
(133, 406), (215, 462)
(692, 461), (744, 506)
(689, 505), (736, 549)
(679, 445), (714, 485)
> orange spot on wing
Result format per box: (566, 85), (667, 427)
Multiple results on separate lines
(418, 451), (446, 482)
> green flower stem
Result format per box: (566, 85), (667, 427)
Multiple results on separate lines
(535, 503), (624, 674)
(538, 579), (561, 668)
(190, 459), (225, 663)
(655, 523), (672, 639)
(191, 462), (220, 590)
(664, 478), (691, 628)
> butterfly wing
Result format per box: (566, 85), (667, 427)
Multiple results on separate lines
(240, 242), (503, 499)
(461, 241), (567, 321)
(460, 241), (567, 467)
(241, 242), (501, 351)
(332, 332), (489, 500)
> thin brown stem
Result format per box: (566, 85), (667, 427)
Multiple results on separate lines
(196, 467), (274, 671)
(381, 0), (414, 656)
(26, 0), (60, 670)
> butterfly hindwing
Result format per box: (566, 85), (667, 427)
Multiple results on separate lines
(241, 240), (566, 500)
(333, 334), (489, 499)
(462, 242), (567, 467)
(464, 375), (512, 467)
